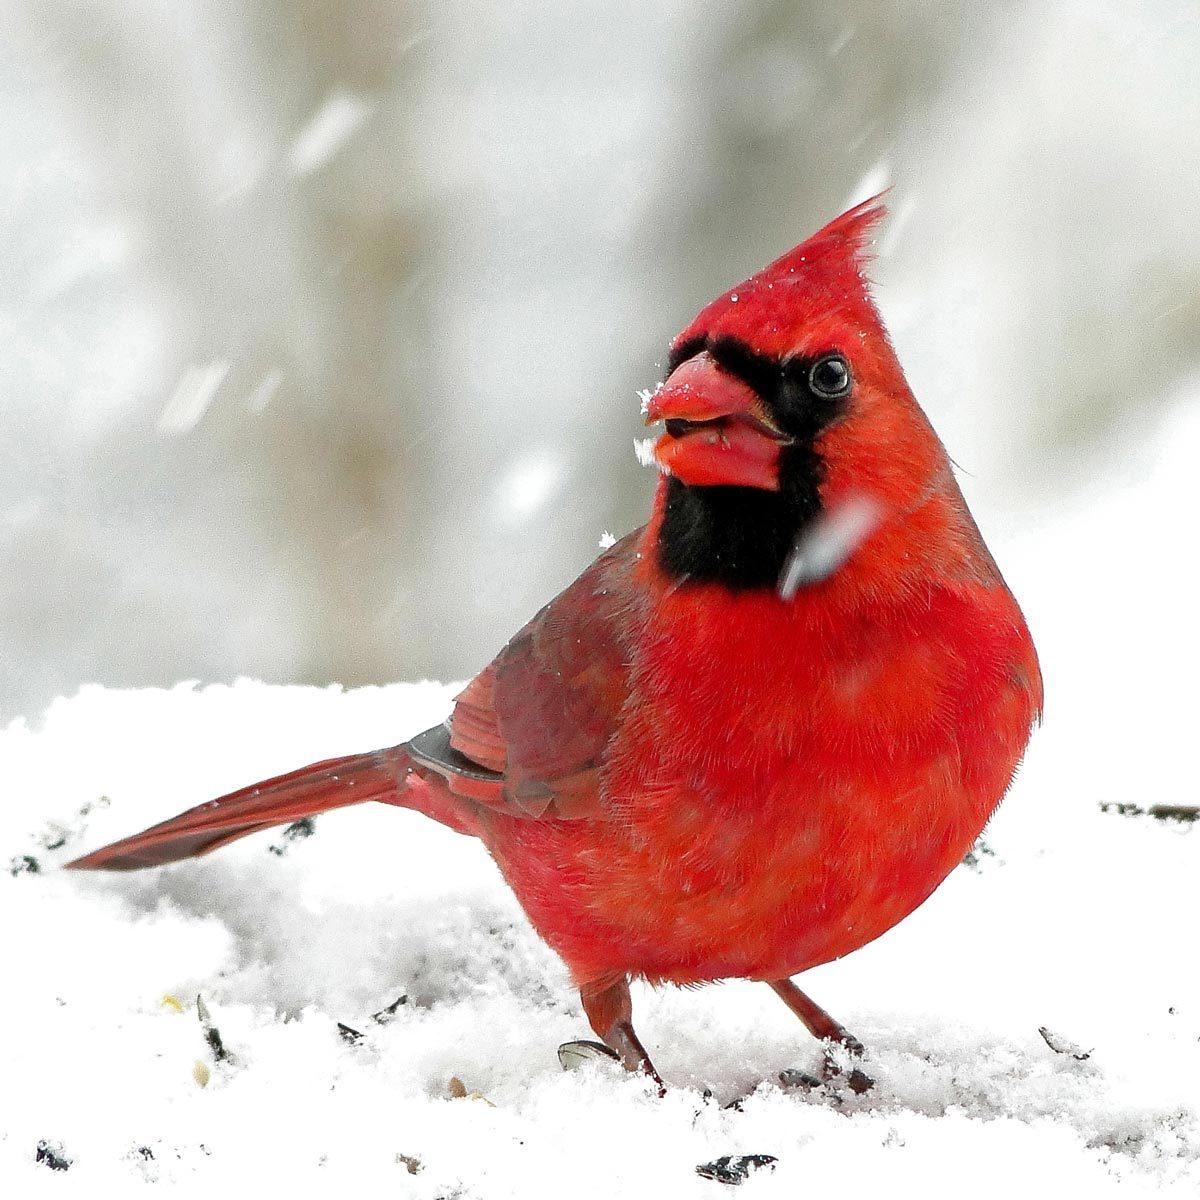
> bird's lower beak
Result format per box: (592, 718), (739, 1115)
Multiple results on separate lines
(645, 351), (787, 491)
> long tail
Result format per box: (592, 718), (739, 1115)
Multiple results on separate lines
(65, 747), (412, 871)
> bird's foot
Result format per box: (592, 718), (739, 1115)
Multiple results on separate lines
(609, 1018), (667, 1095)
(767, 977), (874, 1093)
(820, 1052), (874, 1095)
(778, 1032), (873, 1097)
(577, 978), (667, 1094)
(557, 1033), (666, 1094)
(779, 1053), (873, 1098)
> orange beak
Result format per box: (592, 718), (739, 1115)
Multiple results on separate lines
(645, 351), (788, 491)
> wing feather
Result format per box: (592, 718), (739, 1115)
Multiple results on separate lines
(416, 530), (646, 820)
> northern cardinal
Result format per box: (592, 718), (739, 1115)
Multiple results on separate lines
(68, 199), (1042, 1085)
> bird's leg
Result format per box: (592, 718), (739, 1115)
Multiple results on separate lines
(580, 977), (665, 1091)
(769, 978), (873, 1092)
(768, 978), (863, 1053)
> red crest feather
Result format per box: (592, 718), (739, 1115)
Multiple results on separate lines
(671, 194), (888, 361)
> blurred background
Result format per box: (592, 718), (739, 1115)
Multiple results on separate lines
(2, 0), (1198, 724)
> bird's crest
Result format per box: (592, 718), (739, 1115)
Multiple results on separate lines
(671, 195), (888, 362)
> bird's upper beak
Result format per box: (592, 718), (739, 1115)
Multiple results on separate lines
(645, 351), (788, 491)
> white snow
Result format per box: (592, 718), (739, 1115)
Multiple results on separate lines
(490, 449), (566, 525)
(245, 369), (283, 415)
(778, 494), (883, 598)
(633, 436), (660, 469)
(287, 89), (375, 177)
(157, 362), (231, 434)
(3, 404), (1200, 1195)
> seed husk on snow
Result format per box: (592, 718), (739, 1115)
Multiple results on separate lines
(1038, 1025), (1093, 1061)
(371, 994), (408, 1024)
(695, 1154), (777, 1185)
(35, 1140), (71, 1171)
(196, 994), (232, 1063)
(557, 1040), (621, 1071)
(1100, 802), (1200, 823)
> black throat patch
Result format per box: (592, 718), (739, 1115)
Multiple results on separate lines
(655, 337), (846, 589)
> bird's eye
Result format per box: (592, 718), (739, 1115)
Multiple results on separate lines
(808, 353), (852, 399)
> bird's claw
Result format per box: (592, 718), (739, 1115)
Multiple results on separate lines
(779, 1048), (874, 1097)
(820, 1042), (873, 1093)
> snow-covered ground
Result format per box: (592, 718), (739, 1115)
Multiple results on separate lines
(3, 398), (1199, 1196)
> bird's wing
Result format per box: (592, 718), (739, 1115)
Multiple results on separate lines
(407, 530), (648, 820)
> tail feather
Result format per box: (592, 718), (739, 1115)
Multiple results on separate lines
(65, 746), (410, 871)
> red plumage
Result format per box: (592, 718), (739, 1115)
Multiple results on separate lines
(68, 199), (1042, 1084)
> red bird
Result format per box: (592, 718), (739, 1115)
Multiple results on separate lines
(68, 200), (1042, 1085)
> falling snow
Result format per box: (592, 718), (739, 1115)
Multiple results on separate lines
(288, 89), (375, 176)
